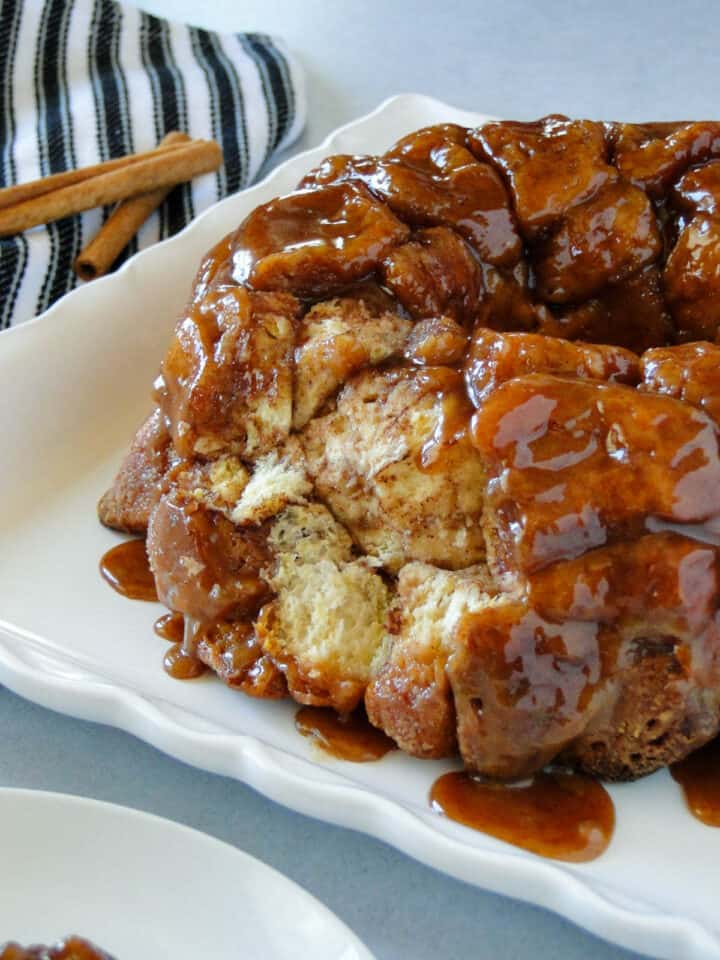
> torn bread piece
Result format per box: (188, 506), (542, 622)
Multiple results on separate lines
(366, 563), (502, 758)
(293, 287), (413, 429)
(155, 286), (300, 460)
(303, 366), (487, 573)
(256, 504), (391, 713)
(149, 444), (390, 713)
(165, 438), (311, 530)
(230, 440), (312, 525)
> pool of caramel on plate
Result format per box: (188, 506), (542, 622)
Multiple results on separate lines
(430, 769), (615, 862)
(99, 539), (157, 601)
(295, 706), (397, 762)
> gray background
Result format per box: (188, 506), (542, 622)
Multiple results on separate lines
(5, 0), (720, 956)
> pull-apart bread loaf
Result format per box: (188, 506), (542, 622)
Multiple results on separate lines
(100, 117), (720, 781)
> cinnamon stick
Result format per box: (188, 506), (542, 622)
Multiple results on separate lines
(75, 131), (190, 281)
(0, 138), (223, 238)
(0, 137), (191, 212)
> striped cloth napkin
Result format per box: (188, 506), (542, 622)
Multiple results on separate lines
(0, 0), (306, 328)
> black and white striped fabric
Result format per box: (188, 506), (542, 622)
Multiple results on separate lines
(0, 0), (306, 328)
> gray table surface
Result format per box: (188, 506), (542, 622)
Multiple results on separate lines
(5, 0), (720, 956)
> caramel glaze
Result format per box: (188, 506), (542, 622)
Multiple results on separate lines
(102, 117), (720, 801)
(295, 706), (397, 762)
(472, 373), (720, 576)
(232, 183), (410, 298)
(146, 488), (272, 623)
(99, 539), (157, 601)
(671, 738), (720, 826)
(0, 937), (115, 960)
(154, 611), (185, 643)
(431, 770), (614, 862)
(163, 642), (207, 680)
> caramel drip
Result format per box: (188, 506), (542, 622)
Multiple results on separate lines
(153, 611), (185, 643)
(671, 738), (720, 826)
(163, 642), (207, 680)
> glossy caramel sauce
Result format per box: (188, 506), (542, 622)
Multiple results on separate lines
(163, 642), (207, 680)
(99, 539), (157, 601)
(420, 388), (474, 470)
(154, 611), (185, 643)
(430, 770), (614, 862)
(232, 183), (410, 298)
(472, 372), (720, 576)
(671, 738), (720, 826)
(295, 706), (397, 762)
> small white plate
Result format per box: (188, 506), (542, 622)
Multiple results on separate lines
(0, 788), (372, 959)
(1, 94), (720, 960)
